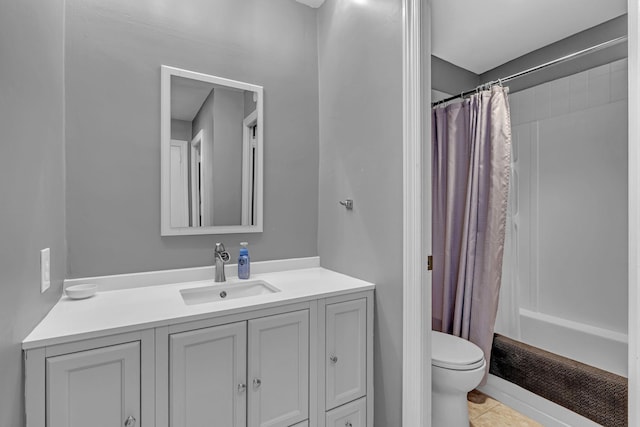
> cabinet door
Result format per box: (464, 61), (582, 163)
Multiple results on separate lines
(326, 397), (366, 427)
(326, 298), (367, 409)
(170, 322), (247, 427)
(47, 341), (140, 427)
(248, 310), (309, 427)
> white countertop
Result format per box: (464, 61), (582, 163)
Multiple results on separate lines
(23, 267), (374, 350)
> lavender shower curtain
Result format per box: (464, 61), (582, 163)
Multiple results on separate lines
(432, 86), (512, 378)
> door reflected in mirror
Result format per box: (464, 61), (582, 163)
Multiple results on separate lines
(161, 66), (263, 235)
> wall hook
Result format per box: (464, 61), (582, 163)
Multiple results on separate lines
(339, 199), (354, 210)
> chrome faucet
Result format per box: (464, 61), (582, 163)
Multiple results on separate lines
(214, 243), (230, 282)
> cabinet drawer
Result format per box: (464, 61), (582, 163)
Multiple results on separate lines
(325, 298), (367, 410)
(326, 397), (366, 427)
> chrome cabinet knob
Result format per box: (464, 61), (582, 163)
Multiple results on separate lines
(329, 354), (338, 364)
(345, 421), (352, 427)
(124, 416), (136, 427)
(238, 383), (246, 393)
(253, 378), (262, 389)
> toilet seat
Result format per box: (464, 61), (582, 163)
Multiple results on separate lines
(431, 330), (485, 371)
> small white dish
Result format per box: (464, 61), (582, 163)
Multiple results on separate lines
(65, 284), (98, 300)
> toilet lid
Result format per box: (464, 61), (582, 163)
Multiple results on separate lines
(431, 331), (485, 370)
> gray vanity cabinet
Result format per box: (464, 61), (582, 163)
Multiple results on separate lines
(319, 294), (373, 427)
(247, 310), (310, 427)
(325, 397), (367, 427)
(46, 342), (141, 427)
(168, 310), (309, 427)
(24, 290), (374, 427)
(325, 298), (367, 410)
(169, 322), (248, 427)
(24, 329), (156, 427)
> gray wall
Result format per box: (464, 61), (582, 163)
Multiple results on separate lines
(192, 88), (217, 226)
(170, 119), (192, 142)
(431, 15), (627, 99)
(0, 0), (66, 425)
(481, 15), (627, 93)
(317, 0), (403, 425)
(431, 55), (479, 95)
(65, 0), (320, 277)
(211, 88), (244, 226)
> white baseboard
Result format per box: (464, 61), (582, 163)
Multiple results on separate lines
(478, 374), (601, 427)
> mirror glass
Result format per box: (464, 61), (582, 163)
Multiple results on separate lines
(161, 66), (263, 235)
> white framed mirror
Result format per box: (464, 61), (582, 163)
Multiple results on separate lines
(161, 65), (264, 235)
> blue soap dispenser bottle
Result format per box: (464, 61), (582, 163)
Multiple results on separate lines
(238, 242), (250, 279)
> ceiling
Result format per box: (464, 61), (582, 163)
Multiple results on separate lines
(291, 1), (627, 74)
(295, 0), (325, 8)
(432, 0), (626, 74)
(171, 77), (215, 122)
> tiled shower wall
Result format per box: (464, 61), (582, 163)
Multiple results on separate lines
(509, 58), (628, 334)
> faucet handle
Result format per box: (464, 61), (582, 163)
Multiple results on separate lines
(214, 243), (230, 262)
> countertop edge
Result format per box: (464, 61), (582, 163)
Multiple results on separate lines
(22, 282), (374, 350)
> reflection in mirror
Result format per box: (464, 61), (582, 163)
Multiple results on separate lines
(161, 66), (263, 235)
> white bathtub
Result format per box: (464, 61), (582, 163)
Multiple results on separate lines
(478, 309), (628, 427)
(518, 308), (628, 377)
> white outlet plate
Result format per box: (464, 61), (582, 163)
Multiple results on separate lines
(40, 248), (50, 293)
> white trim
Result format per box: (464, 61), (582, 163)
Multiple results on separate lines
(402, 0), (431, 426)
(255, 86), (264, 232)
(242, 110), (258, 226)
(520, 308), (628, 344)
(162, 65), (264, 94)
(63, 256), (321, 292)
(628, 1), (639, 425)
(169, 139), (189, 227)
(190, 130), (204, 226)
(160, 65), (172, 234)
(478, 375), (601, 427)
(160, 65), (264, 235)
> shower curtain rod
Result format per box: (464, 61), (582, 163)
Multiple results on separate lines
(432, 35), (628, 106)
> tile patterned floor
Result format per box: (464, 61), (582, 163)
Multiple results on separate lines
(468, 390), (544, 427)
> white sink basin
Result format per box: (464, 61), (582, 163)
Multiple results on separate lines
(180, 280), (280, 305)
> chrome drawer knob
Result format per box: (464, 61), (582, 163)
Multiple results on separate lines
(345, 421), (352, 427)
(329, 355), (338, 364)
(124, 416), (136, 427)
(238, 383), (246, 393)
(253, 378), (262, 389)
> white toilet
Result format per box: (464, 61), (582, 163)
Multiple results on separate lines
(431, 330), (487, 427)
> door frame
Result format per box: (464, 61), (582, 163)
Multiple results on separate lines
(190, 130), (205, 227)
(169, 139), (189, 227)
(242, 110), (258, 226)
(402, 2), (640, 426)
(628, 1), (639, 425)
(401, 0), (431, 426)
